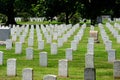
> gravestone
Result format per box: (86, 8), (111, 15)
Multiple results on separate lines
(114, 60), (120, 79)
(87, 43), (94, 54)
(105, 40), (112, 51)
(22, 68), (33, 80)
(20, 35), (25, 43)
(37, 34), (42, 41)
(0, 27), (10, 41)
(28, 37), (33, 47)
(7, 58), (16, 76)
(38, 40), (44, 50)
(12, 34), (17, 42)
(90, 31), (99, 42)
(58, 38), (63, 47)
(53, 32), (58, 40)
(84, 68), (96, 80)
(43, 74), (57, 80)
(66, 48), (72, 61)
(58, 59), (68, 77)
(51, 43), (57, 54)
(0, 51), (3, 65)
(85, 53), (94, 68)
(46, 35), (52, 44)
(39, 52), (47, 67)
(117, 35), (120, 43)
(71, 41), (77, 51)
(16, 27), (21, 36)
(108, 49), (116, 63)
(74, 36), (80, 44)
(90, 25), (94, 31)
(6, 39), (12, 50)
(63, 35), (68, 42)
(15, 42), (22, 54)
(97, 16), (102, 23)
(88, 38), (94, 44)
(26, 47), (33, 60)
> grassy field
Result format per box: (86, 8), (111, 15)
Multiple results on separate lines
(0, 22), (119, 80)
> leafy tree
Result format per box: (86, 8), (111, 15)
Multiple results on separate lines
(0, 0), (117, 25)
(15, 0), (38, 17)
(70, 12), (80, 25)
(44, 0), (81, 24)
(0, 0), (16, 25)
(31, 0), (46, 17)
(83, 0), (115, 25)
(0, 0), (38, 25)
(44, 0), (61, 21)
(63, 0), (81, 24)
(113, 0), (120, 18)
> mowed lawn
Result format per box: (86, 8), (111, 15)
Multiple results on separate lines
(0, 22), (118, 80)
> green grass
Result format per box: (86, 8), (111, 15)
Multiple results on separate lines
(0, 22), (118, 80)
(17, 20), (62, 25)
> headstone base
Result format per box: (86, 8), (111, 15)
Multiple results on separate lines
(84, 68), (96, 80)
(0, 41), (6, 46)
(114, 77), (120, 79)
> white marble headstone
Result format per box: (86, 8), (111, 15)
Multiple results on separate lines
(0, 51), (3, 65)
(85, 53), (94, 68)
(39, 52), (47, 67)
(38, 40), (44, 50)
(7, 58), (16, 76)
(66, 48), (72, 61)
(58, 59), (68, 77)
(51, 43), (57, 55)
(28, 37), (33, 47)
(6, 39), (12, 50)
(22, 68), (33, 80)
(15, 42), (22, 54)
(43, 74), (57, 80)
(26, 47), (33, 60)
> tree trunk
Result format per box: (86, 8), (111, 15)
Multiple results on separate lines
(6, 14), (16, 25)
(5, 1), (16, 25)
(65, 12), (69, 24)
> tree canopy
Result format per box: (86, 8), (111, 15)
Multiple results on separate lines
(0, 0), (118, 25)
